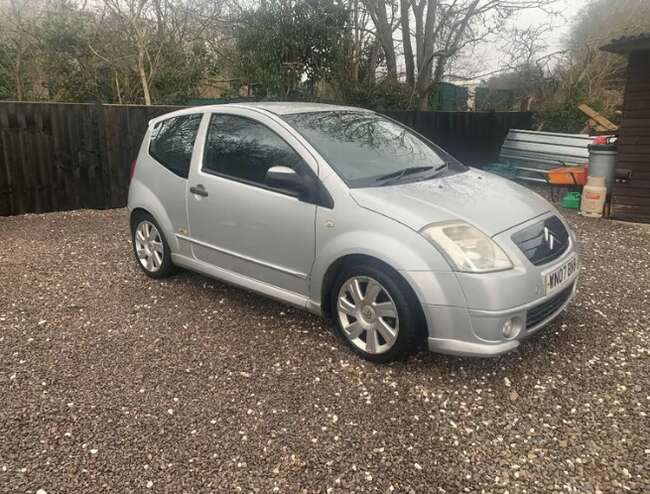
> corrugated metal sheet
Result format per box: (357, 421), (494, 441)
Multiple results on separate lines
(499, 129), (592, 171)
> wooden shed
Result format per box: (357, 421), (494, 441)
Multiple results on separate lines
(602, 33), (650, 223)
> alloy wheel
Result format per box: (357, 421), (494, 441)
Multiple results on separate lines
(134, 220), (164, 273)
(337, 276), (399, 354)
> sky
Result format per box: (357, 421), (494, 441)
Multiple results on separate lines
(515, 0), (592, 51)
(452, 0), (593, 80)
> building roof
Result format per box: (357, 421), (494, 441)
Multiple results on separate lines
(601, 32), (650, 54)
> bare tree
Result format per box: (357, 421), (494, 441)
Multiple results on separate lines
(347, 0), (373, 83)
(96, 0), (223, 105)
(364, 0), (560, 109)
(562, 0), (650, 109)
(97, 0), (168, 105)
(485, 25), (564, 110)
(364, 0), (400, 83)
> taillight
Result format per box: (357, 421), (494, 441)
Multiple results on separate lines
(128, 159), (137, 184)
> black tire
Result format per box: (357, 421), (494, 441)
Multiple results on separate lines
(130, 211), (176, 279)
(330, 263), (424, 363)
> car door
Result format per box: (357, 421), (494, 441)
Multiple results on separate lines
(185, 109), (318, 297)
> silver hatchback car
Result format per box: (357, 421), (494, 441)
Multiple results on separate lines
(128, 102), (579, 362)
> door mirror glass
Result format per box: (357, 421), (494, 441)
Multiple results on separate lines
(265, 166), (304, 195)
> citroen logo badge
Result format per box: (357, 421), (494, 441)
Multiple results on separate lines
(543, 226), (555, 250)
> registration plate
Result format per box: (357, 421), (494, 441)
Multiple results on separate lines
(544, 255), (578, 295)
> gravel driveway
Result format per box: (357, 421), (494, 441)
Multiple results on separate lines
(1, 208), (649, 493)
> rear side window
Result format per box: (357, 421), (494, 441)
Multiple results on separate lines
(149, 114), (202, 178)
(203, 114), (304, 186)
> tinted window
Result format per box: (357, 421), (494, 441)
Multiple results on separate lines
(203, 114), (304, 186)
(283, 111), (466, 187)
(149, 114), (202, 178)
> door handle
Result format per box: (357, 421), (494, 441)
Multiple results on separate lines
(190, 185), (208, 197)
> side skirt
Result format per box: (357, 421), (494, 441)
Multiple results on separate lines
(171, 253), (322, 316)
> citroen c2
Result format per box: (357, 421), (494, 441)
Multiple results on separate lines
(127, 102), (579, 362)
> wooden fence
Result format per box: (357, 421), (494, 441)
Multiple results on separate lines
(0, 101), (532, 216)
(385, 110), (533, 166)
(0, 102), (178, 216)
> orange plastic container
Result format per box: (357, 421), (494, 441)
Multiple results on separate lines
(548, 165), (588, 185)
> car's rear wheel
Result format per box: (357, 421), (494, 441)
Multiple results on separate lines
(331, 264), (422, 363)
(131, 212), (174, 278)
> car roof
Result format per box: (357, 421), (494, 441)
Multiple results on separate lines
(149, 102), (372, 125)
(232, 101), (371, 115)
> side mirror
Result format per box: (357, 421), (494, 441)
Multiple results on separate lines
(265, 166), (304, 195)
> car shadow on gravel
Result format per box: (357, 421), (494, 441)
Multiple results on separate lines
(166, 264), (582, 379)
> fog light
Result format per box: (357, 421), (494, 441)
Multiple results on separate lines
(502, 317), (523, 339)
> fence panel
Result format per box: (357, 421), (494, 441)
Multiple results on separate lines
(0, 102), (107, 215)
(0, 102), (532, 216)
(383, 110), (533, 166)
(102, 104), (180, 208)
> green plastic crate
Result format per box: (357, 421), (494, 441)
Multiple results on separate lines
(560, 192), (581, 209)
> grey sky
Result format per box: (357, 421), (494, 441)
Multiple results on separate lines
(515, 0), (592, 51)
(451, 0), (593, 80)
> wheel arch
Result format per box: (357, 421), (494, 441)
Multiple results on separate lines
(127, 179), (177, 251)
(320, 253), (429, 347)
(320, 254), (419, 317)
(129, 207), (152, 229)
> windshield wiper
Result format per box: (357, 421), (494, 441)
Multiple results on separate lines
(375, 164), (446, 186)
(375, 166), (434, 185)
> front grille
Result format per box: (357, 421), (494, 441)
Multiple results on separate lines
(526, 284), (574, 329)
(511, 216), (569, 266)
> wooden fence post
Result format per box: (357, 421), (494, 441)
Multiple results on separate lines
(94, 101), (112, 210)
(0, 104), (15, 215)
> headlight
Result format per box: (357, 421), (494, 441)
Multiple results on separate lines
(420, 222), (512, 273)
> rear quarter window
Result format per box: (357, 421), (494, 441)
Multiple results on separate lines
(148, 114), (202, 178)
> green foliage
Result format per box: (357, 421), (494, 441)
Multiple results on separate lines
(153, 41), (211, 105)
(13, 0), (644, 115)
(534, 102), (586, 133)
(535, 99), (616, 134)
(323, 36), (418, 110)
(0, 41), (15, 100)
(218, 86), (244, 101)
(475, 87), (514, 111)
(29, 0), (218, 104)
(234, 0), (349, 98)
(38, 3), (103, 102)
(335, 80), (414, 110)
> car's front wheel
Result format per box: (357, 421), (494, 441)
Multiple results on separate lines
(331, 264), (423, 363)
(131, 212), (175, 278)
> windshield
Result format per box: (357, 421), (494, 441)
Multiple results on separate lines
(282, 111), (466, 187)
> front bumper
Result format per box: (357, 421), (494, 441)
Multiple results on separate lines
(426, 279), (577, 356)
(404, 212), (579, 357)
